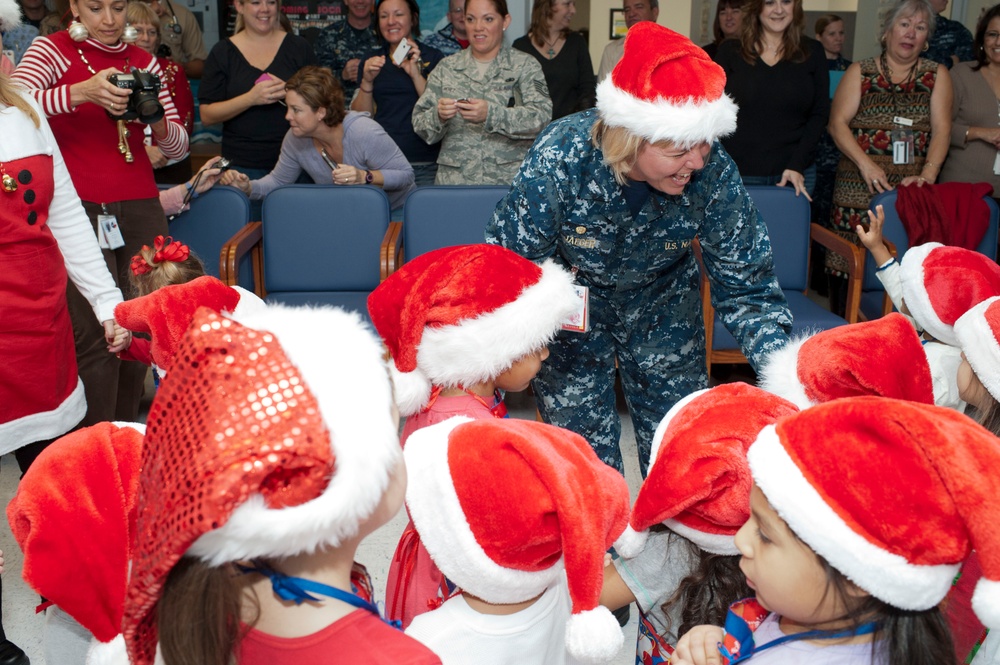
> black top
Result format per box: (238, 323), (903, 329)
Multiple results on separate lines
(356, 41), (444, 163)
(199, 33), (317, 170)
(513, 31), (595, 120)
(713, 36), (830, 176)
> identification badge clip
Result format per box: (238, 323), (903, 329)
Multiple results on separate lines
(891, 128), (915, 165)
(561, 283), (590, 333)
(892, 116), (914, 127)
(993, 150), (1000, 176)
(98, 214), (125, 249)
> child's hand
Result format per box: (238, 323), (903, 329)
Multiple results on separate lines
(855, 204), (892, 266)
(105, 320), (131, 354)
(673, 625), (726, 665)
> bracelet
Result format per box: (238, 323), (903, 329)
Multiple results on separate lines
(923, 161), (939, 170)
(184, 180), (200, 199)
(360, 85), (374, 93)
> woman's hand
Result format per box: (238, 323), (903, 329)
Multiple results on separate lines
(438, 97), (459, 122)
(146, 144), (168, 169)
(398, 39), (424, 80)
(191, 156), (228, 194)
(249, 76), (286, 106)
(777, 169), (812, 201)
(342, 57), (362, 83)
(456, 98), (488, 124)
(105, 321), (131, 354)
(362, 55), (386, 85)
(221, 169), (251, 195)
(673, 625), (726, 665)
(969, 126), (1000, 148)
(72, 67), (132, 114)
(858, 158), (891, 195)
(900, 175), (929, 187)
(332, 164), (364, 185)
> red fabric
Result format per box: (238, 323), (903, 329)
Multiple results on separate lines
(944, 551), (986, 663)
(0, 154), (77, 426)
(896, 182), (993, 249)
(118, 337), (152, 365)
(920, 247), (1000, 331)
(156, 58), (194, 136)
(238, 609), (441, 665)
(7, 423), (144, 643)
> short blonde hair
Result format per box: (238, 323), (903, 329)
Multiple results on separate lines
(128, 2), (160, 30)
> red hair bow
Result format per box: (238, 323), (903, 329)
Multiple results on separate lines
(152, 236), (190, 264)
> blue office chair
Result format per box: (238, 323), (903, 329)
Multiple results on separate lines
(701, 186), (864, 371)
(222, 185), (393, 320)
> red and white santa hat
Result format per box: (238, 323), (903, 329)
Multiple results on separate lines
(899, 243), (1000, 346)
(955, 296), (1000, 403)
(118, 303), (399, 665)
(596, 22), (737, 146)
(367, 244), (577, 416)
(114, 275), (266, 376)
(6, 422), (145, 654)
(614, 383), (798, 559)
(404, 417), (631, 664)
(757, 314), (935, 409)
(749, 396), (1000, 625)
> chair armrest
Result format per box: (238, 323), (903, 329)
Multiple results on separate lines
(221, 222), (263, 296)
(381, 221), (403, 281)
(810, 223), (864, 323)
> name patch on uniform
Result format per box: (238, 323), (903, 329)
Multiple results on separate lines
(564, 234), (597, 249)
(664, 239), (692, 251)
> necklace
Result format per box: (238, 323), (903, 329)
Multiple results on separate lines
(541, 34), (562, 58)
(78, 43), (136, 163)
(880, 52), (917, 88)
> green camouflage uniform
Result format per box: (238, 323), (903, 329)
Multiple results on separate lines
(412, 47), (552, 185)
(315, 19), (380, 107)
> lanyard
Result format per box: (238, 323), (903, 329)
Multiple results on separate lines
(422, 386), (508, 418)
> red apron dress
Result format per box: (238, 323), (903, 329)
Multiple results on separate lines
(0, 153), (84, 452)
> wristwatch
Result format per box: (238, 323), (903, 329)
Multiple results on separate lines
(364, 169), (374, 184)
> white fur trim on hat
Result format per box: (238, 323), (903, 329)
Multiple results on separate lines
(756, 335), (814, 409)
(0, 0), (22, 31)
(188, 304), (401, 564)
(388, 362), (434, 418)
(403, 417), (563, 603)
(748, 425), (959, 610)
(955, 297), (1000, 403)
(564, 605), (625, 664)
(86, 636), (164, 665)
(972, 577), (1000, 631)
(899, 243), (954, 344)
(613, 524), (648, 559)
(662, 518), (739, 556)
(596, 77), (738, 147)
(415, 259), (576, 393)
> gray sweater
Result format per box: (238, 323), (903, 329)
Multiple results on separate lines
(250, 111), (416, 210)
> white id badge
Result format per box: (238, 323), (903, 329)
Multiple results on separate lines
(560, 284), (589, 333)
(891, 128), (914, 165)
(98, 214), (125, 249)
(96, 219), (110, 249)
(993, 150), (1000, 176)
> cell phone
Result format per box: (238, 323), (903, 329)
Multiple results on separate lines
(255, 72), (273, 84)
(456, 98), (470, 103)
(320, 149), (338, 171)
(392, 40), (412, 65)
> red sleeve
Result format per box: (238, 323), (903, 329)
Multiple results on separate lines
(119, 337), (152, 365)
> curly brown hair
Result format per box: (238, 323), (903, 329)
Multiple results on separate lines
(527, 0), (571, 48)
(739, 0), (810, 64)
(285, 66), (347, 127)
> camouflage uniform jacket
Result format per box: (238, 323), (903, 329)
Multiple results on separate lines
(926, 15), (973, 69)
(412, 47), (552, 185)
(421, 23), (464, 56)
(315, 18), (380, 104)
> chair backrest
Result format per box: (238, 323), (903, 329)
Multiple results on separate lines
(260, 185), (390, 309)
(164, 185), (253, 288)
(744, 186), (812, 291)
(863, 189), (1000, 290)
(401, 185), (510, 261)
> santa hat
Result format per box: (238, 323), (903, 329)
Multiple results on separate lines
(121, 303), (400, 665)
(748, 396), (1000, 626)
(6, 422), (145, 650)
(367, 244), (577, 416)
(899, 243), (1000, 346)
(0, 0), (22, 31)
(114, 275), (266, 376)
(614, 383), (798, 559)
(955, 296), (1000, 403)
(757, 314), (935, 409)
(404, 417), (630, 664)
(596, 22), (737, 146)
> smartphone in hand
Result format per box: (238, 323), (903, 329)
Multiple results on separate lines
(320, 149), (338, 171)
(392, 40), (412, 65)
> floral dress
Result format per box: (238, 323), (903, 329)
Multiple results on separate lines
(827, 56), (937, 275)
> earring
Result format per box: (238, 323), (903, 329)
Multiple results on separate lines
(121, 23), (138, 43)
(922, 42), (929, 52)
(68, 18), (89, 42)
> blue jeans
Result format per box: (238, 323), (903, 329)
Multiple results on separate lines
(741, 164), (817, 196)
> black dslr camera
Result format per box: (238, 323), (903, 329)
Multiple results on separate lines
(107, 68), (164, 124)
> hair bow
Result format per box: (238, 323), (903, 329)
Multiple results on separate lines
(152, 236), (190, 264)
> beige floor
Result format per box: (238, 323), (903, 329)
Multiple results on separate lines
(0, 389), (645, 665)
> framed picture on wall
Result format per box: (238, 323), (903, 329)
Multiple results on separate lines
(609, 8), (627, 39)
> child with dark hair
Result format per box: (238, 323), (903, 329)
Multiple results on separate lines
(674, 396), (1000, 665)
(600, 383), (798, 663)
(955, 296), (1000, 436)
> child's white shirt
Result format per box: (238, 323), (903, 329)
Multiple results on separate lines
(874, 259), (914, 328)
(405, 576), (582, 665)
(745, 613), (885, 664)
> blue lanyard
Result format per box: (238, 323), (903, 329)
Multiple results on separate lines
(238, 559), (398, 627)
(722, 621), (878, 663)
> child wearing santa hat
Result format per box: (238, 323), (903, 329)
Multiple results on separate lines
(367, 243), (578, 628)
(402, 416), (631, 665)
(100, 303), (438, 665)
(955, 296), (1000, 435)
(674, 396), (1000, 665)
(601, 383), (797, 664)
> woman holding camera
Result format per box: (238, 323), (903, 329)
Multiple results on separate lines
(13, 0), (189, 427)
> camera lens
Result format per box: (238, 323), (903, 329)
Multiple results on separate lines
(135, 93), (164, 124)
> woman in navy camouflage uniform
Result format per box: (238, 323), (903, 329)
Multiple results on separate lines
(487, 23), (791, 476)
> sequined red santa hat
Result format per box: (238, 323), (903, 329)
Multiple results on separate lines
(749, 396), (1000, 626)
(405, 417), (631, 663)
(955, 296), (1000, 403)
(367, 244), (577, 416)
(0, 0), (22, 31)
(6, 422), (145, 651)
(119, 303), (400, 665)
(757, 314), (935, 409)
(596, 22), (737, 146)
(114, 275), (266, 376)
(614, 383), (798, 559)
(899, 243), (1000, 346)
